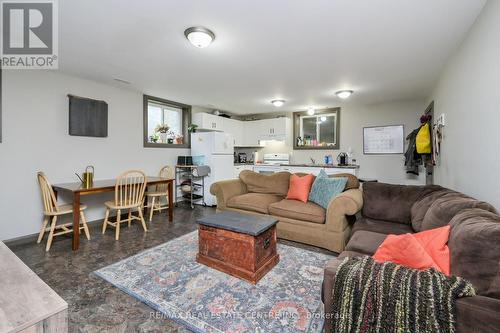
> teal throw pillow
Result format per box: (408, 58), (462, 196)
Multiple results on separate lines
(317, 169), (328, 178)
(309, 175), (348, 209)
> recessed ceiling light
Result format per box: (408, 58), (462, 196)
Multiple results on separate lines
(184, 27), (215, 48)
(335, 90), (354, 99)
(271, 99), (285, 107)
(307, 107), (315, 115)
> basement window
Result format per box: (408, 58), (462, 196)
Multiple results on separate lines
(143, 95), (191, 148)
(293, 108), (340, 150)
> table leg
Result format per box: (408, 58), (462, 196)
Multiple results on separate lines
(72, 192), (80, 251)
(143, 189), (148, 215)
(168, 180), (173, 222)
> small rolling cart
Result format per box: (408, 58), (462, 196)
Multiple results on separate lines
(175, 165), (210, 209)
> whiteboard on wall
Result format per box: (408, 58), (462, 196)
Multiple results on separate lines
(363, 125), (404, 154)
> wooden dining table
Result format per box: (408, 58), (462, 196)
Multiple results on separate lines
(52, 177), (174, 251)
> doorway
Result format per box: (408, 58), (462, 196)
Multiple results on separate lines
(424, 101), (434, 185)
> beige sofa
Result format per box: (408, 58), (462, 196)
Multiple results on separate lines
(210, 170), (363, 253)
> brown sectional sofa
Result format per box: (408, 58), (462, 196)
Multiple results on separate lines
(322, 182), (500, 333)
(210, 170), (363, 252)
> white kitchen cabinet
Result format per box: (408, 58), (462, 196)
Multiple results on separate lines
(280, 165), (358, 176)
(223, 118), (244, 146)
(324, 168), (357, 176)
(192, 113), (290, 146)
(192, 113), (224, 131)
(280, 166), (322, 175)
(241, 120), (262, 146)
(257, 118), (290, 141)
(234, 165), (254, 178)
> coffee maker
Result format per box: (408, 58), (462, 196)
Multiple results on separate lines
(337, 152), (349, 166)
(238, 153), (247, 163)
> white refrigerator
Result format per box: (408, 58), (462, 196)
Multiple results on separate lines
(191, 132), (234, 206)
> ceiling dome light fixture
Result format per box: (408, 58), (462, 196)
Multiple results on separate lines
(184, 27), (215, 48)
(271, 99), (285, 107)
(335, 90), (354, 99)
(307, 107), (315, 116)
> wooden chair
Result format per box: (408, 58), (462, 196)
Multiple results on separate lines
(146, 165), (174, 221)
(102, 170), (148, 240)
(37, 172), (90, 251)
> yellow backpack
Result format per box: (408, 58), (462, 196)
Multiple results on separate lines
(416, 123), (432, 154)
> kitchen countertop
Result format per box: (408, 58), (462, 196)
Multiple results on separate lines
(280, 163), (360, 169)
(234, 163), (255, 166)
(234, 163), (359, 169)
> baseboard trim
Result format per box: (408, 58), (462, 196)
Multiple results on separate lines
(3, 212), (137, 248)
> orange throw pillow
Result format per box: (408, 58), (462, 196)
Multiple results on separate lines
(372, 225), (450, 275)
(286, 174), (315, 203)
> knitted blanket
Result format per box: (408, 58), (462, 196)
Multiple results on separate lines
(330, 256), (475, 333)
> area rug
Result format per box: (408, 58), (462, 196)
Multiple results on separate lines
(95, 231), (334, 333)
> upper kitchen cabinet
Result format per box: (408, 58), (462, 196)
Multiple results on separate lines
(192, 112), (224, 131)
(191, 112), (291, 147)
(241, 119), (262, 146)
(223, 117), (244, 146)
(258, 117), (290, 141)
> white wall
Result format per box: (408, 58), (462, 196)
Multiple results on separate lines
(251, 100), (427, 185)
(0, 71), (189, 240)
(430, 0), (500, 209)
(0, 70), (426, 240)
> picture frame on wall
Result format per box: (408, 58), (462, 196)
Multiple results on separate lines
(363, 125), (404, 154)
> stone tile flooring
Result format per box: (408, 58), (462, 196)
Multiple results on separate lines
(8, 206), (333, 332)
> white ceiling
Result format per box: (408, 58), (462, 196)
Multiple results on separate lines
(59, 0), (486, 114)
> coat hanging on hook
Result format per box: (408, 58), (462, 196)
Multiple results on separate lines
(416, 123), (432, 154)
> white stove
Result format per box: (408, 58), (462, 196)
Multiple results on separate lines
(253, 153), (290, 174)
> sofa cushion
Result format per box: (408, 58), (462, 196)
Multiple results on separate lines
(268, 199), (326, 224)
(351, 217), (414, 236)
(373, 226), (451, 275)
(337, 250), (367, 260)
(421, 195), (497, 231)
(345, 231), (387, 255)
(333, 173), (360, 190)
(227, 193), (283, 214)
(362, 183), (441, 224)
(449, 209), (500, 298)
(456, 296), (500, 333)
(293, 172), (360, 191)
(286, 174), (315, 203)
(411, 188), (460, 231)
(239, 170), (290, 196)
(309, 175), (348, 209)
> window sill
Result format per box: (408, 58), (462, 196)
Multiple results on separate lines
(293, 145), (339, 150)
(144, 142), (190, 149)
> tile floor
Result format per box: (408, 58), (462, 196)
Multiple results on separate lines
(8, 206), (333, 332)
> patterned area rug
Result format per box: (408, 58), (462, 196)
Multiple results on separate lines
(95, 231), (334, 333)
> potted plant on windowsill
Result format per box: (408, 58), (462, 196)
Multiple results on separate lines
(166, 130), (175, 144)
(150, 133), (160, 143)
(175, 134), (184, 145)
(188, 124), (198, 133)
(155, 124), (170, 143)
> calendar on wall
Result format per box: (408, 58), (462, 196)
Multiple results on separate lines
(363, 125), (404, 154)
